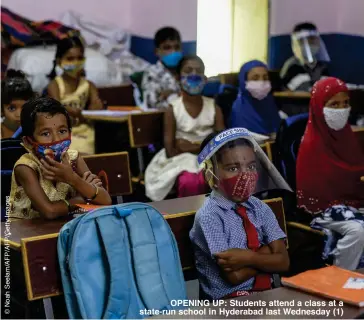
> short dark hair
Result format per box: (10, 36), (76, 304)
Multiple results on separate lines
(293, 22), (317, 33)
(176, 55), (205, 75)
(154, 27), (181, 48)
(21, 97), (72, 137)
(200, 131), (254, 162)
(2, 69), (34, 110)
(47, 36), (85, 79)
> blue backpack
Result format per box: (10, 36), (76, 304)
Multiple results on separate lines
(57, 203), (187, 319)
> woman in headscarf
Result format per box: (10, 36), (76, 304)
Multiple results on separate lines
(229, 60), (281, 135)
(296, 77), (364, 270)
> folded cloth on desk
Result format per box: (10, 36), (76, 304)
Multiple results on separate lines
(82, 110), (141, 117)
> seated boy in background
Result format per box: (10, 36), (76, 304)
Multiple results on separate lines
(190, 129), (289, 300)
(9, 97), (111, 220)
(142, 27), (182, 109)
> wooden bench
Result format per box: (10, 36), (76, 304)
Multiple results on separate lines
(83, 152), (132, 202)
(98, 84), (135, 107)
(127, 111), (164, 178)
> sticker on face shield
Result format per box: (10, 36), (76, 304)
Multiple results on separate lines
(198, 128), (253, 165)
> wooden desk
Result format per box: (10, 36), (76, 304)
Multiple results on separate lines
(273, 91), (311, 99)
(155, 270), (364, 319)
(1, 196), (286, 303)
(82, 114), (129, 123)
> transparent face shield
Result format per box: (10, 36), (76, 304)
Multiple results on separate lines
(291, 30), (330, 67)
(198, 128), (292, 203)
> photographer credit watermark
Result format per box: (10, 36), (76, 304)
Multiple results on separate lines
(3, 196), (12, 315)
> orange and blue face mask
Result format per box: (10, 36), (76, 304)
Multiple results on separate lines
(60, 59), (85, 78)
(26, 137), (71, 162)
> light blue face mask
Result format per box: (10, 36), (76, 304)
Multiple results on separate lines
(180, 74), (206, 95)
(161, 51), (183, 68)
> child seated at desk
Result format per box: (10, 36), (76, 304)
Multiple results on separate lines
(9, 97), (111, 220)
(230, 60), (281, 136)
(190, 128), (290, 300)
(296, 77), (364, 270)
(142, 27), (182, 109)
(1, 70), (34, 139)
(145, 55), (225, 201)
(47, 36), (103, 155)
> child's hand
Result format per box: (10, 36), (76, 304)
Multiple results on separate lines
(82, 171), (103, 187)
(40, 152), (76, 184)
(176, 139), (194, 151)
(214, 248), (255, 271)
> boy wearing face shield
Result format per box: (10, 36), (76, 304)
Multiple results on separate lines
(280, 22), (330, 92)
(190, 128), (290, 300)
(142, 27), (183, 109)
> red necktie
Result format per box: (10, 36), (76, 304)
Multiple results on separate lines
(236, 205), (271, 291)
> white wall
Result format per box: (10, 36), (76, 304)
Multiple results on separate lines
(270, 0), (364, 36)
(129, 0), (197, 40)
(2, 0), (131, 29)
(1, 0), (198, 40)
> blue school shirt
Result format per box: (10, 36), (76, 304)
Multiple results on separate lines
(189, 191), (286, 300)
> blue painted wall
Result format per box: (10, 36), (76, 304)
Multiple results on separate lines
(130, 35), (197, 64)
(269, 33), (364, 84)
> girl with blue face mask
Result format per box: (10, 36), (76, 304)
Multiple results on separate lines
(9, 97), (111, 220)
(144, 55), (225, 201)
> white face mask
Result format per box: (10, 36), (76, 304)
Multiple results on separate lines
(246, 80), (272, 100)
(323, 107), (351, 131)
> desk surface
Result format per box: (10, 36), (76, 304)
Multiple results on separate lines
(82, 109), (164, 123)
(156, 269), (364, 319)
(83, 114), (129, 122)
(273, 91), (311, 99)
(1, 195), (208, 249)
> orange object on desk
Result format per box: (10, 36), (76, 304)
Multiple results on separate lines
(282, 266), (364, 307)
(75, 204), (107, 212)
(107, 106), (141, 111)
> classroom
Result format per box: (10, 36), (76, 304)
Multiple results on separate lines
(1, 0), (364, 318)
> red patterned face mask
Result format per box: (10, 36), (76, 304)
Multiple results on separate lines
(220, 171), (258, 201)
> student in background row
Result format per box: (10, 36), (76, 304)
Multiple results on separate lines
(280, 22), (329, 92)
(47, 36), (103, 155)
(230, 60), (281, 136)
(9, 97), (111, 220)
(142, 27), (182, 109)
(145, 55), (224, 201)
(296, 77), (364, 270)
(190, 129), (290, 300)
(1, 70), (34, 139)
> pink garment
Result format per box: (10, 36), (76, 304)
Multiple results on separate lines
(177, 171), (209, 198)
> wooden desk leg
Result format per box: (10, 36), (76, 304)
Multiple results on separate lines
(42, 298), (54, 319)
(137, 148), (145, 174)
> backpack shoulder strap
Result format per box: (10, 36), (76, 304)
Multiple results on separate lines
(124, 205), (186, 310)
(95, 209), (132, 319)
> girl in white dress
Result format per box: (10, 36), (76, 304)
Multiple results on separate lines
(145, 55), (225, 201)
